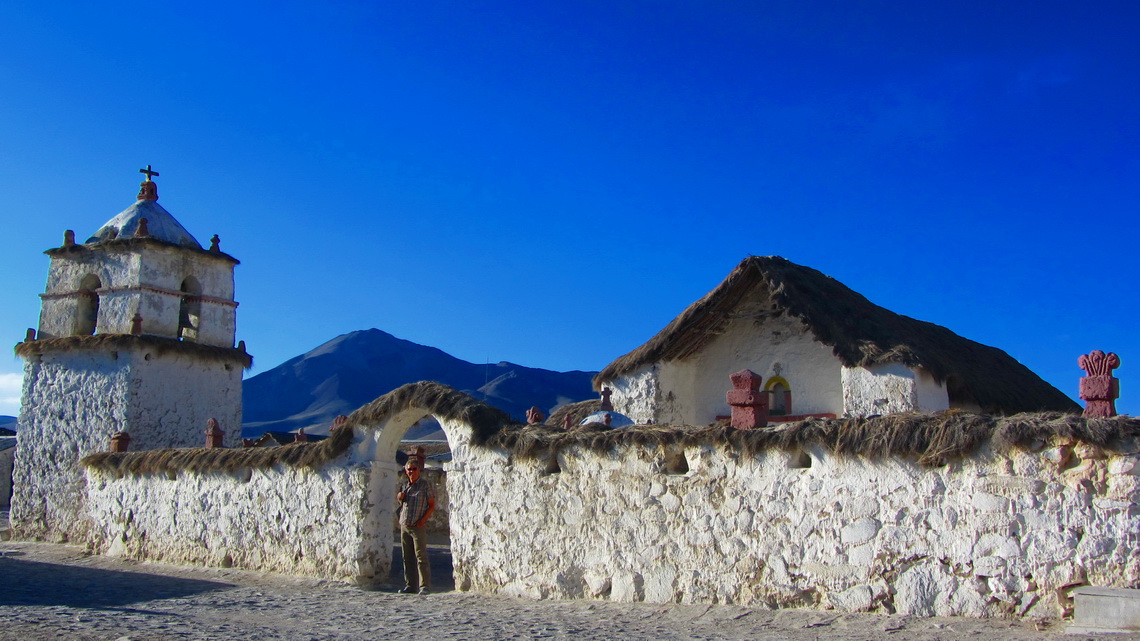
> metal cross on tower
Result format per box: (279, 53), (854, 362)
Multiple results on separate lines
(139, 165), (160, 181)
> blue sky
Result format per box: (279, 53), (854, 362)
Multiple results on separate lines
(1, 1), (1136, 416)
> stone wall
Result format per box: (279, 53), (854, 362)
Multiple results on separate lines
(85, 459), (396, 584)
(12, 347), (241, 542)
(447, 437), (1140, 618)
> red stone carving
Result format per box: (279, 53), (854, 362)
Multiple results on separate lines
(726, 369), (769, 430)
(24, 328), (36, 342)
(295, 428), (308, 443)
(1079, 350), (1121, 418)
(603, 413), (612, 427)
(331, 415), (348, 431)
(406, 445), (426, 470)
(600, 387), (614, 412)
(210, 234), (221, 252)
(130, 313), (144, 335)
(135, 218), (150, 238)
(110, 431), (131, 453)
(526, 406), (546, 425)
(205, 418), (224, 448)
(562, 413), (574, 430)
(63, 230), (75, 247)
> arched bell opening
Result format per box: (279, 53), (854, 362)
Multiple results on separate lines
(74, 274), (102, 336)
(178, 276), (203, 342)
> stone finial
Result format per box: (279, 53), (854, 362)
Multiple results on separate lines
(331, 415), (348, 431)
(1079, 350), (1121, 418)
(210, 235), (220, 252)
(24, 328), (36, 342)
(205, 418), (224, 448)
(110, 431), (131, 453)
(135, 218), (150, 238)
(242, 438), (255, 447)
(130, 313), (144, 335)
(238, 340), (247, 353)
(526, 406), (546, 425)
(603, 413), (612, 427)
(295, 428), (308, 443)
(562, 413), (574, 430)
(600, 387), (614, 412)
(406, 446), (426, 470)
(63, 230), (75, 247)
(726, 369), (769, 430)
(137, 180), (159, 201)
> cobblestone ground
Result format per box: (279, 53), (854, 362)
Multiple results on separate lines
(0, 540), (1130, 641)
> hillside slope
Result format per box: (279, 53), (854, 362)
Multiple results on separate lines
(242, 329), (597, 437)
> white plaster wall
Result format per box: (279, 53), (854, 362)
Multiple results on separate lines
(608, 367), (660, 424)
(636, 313), (844, 425)
(11, 347), (241, 542)
(85, 461), (389, 584)
(447, 439), (1140, 618)
(843, 364), (950, 416)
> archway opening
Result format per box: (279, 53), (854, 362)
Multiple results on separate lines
(75, 274), (101, 335)
(178, 276), (203, 341)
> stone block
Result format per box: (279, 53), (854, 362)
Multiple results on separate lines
(840, 518), (880, 545)
(1069, 587), (1140, 634)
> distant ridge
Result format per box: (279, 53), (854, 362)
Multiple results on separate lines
(242, 329), (598, 438)
(0, 415), (15, 432)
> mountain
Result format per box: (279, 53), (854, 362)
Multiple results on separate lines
(0, 416), (15, 432)
(242, 329), (598, 438)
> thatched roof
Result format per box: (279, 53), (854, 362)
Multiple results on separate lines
(489, 411), (1140, 467)
(341, 381), (518, 445)
(595, 256), (1078, 414)
(15, 334), (252, 369)
(82, 423), (353, 475)
(546, 399), (602, 428)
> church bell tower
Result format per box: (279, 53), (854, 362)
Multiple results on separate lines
(11, 167), (250, 542)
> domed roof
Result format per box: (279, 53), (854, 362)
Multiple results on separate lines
(86, 190), (202, 249)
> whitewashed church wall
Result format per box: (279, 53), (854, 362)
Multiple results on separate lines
(648, 314), (845, 425)
(0, 446), (15, 509)
(11, 352), (132, 541)
(841, 364), (950, 416)
(446, 439), (1140, 618)
(609, 367), (660, 424)
(129, 351), (243, 448)
(11, 348), (242, 542)
(85, 461), (391, 584)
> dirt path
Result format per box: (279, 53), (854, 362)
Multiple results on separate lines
(0, 540), (1126, 641)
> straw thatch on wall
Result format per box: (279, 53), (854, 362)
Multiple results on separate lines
(45, 237), (240, 264)
(15, 334), (253, 369)
(595, 256), (1078, 415)
(546, 399), (602, 429)
(342, 381), (517, 445)
(489, 411), (1140, 466)
(81, 423), (354, 475)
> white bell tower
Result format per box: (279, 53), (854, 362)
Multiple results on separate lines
(11, 168), (249, 542)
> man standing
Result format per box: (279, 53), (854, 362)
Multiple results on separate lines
(396, 460), (436, 594)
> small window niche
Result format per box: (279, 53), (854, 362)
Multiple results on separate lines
(765, 376), (792, 417)
(542, 452), (562, 475)
(74, 274), (102, 335)
(789, 449), (812, 469)
(663, 448), (689, 475)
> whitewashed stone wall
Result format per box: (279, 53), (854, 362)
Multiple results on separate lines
(85, 459), (395, 584)
(447, 438), (1140, 618)
(0, 444), (15, 509)
(12, 347), (241, 542)
(842, 363), (950, 416)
